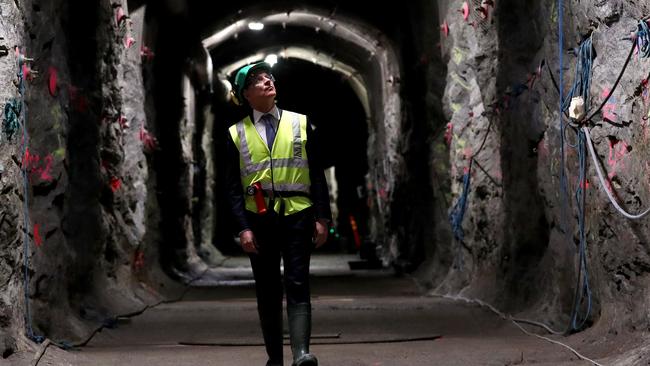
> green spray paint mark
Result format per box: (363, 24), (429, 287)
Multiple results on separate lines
(53, 148), (65, 159)
(551, 1), (558, 24)
(452, 47), (465, 65)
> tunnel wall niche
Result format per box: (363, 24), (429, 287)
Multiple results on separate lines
(425, 0), (650, 355)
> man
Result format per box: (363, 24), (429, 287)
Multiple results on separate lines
(223, 61), (331, 366)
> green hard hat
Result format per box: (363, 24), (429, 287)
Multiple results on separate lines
(233, 61), (272, 103)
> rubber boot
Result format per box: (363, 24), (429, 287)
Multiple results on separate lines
(287, 303), (318, 366)
(259, 306), (283, 366)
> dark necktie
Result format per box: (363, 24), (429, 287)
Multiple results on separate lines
(261, 114), (276, 149)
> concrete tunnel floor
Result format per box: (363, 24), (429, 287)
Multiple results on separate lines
(14, 255), (632, 366)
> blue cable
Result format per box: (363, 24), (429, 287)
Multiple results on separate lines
(571, 130), (592, 330)
(558, 2), (594, 332)
(449, 169), (471, 242)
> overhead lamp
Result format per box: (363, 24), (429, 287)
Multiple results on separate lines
(248, 22), (264, 31)
(264, 54), (278, 67)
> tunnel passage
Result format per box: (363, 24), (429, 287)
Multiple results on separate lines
(174, 3), (418, 271)
(12, 1), (650, 363)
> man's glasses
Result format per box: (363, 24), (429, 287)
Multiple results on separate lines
(246, 73), (275, 88)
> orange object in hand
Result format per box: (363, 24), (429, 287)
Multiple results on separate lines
(251, 182), (267, 214)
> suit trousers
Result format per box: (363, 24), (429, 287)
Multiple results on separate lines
(246, 206), (315, 362)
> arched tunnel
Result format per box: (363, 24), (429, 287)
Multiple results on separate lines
(2, 0), (650, 365)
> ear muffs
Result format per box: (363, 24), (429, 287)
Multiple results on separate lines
(230, 90), (242, 106)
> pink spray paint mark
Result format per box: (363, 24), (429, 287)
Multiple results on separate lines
(461, 2), (470, 21)
(140, 46), (155, 62)
(115, 6), (127, 26)
(606, 138), (629, 191)
(22, 149), (54, 182)
(440, 21), (449, 38)
(444, 123), (453, 146)
(601, 88), (618, 122)
(34, 224), (42, 247)
(139, 126), (158, 152)
(117, 115), (129, 129)
(124, 35), (135, 49)
(577, 178), (590, 190)
(39, 155), (53, 181)
(48, 67), (58, 97)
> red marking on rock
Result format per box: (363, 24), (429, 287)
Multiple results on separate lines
(600, 88), (618, 122)
(444, 123), (453, 146)
(117, 115), (129, 129)
(115, 6), (127, 26)
(139, 126), (158, 152)
(440, 21), (449, 38)
(461, 2), (470, 21)
(22, 147), (33, 170)
(34, 224), (42, 247)
(607, 138), (628, 182)
(109, 177), (122, 192)
(140, 46), (155, 62)
(124, 35), (136, 49)
(48, 67), (58, 97)
(22, 149), (54, 182)
(40, 155), (53, 181)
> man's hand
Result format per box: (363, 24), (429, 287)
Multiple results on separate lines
(313, 220), (329, 248)
(240, 230), (258, 254)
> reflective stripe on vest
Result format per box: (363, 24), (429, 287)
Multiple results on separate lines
(229, 110), (312, 215)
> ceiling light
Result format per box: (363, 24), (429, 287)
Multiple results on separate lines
(264, 54), (278, 67)
(248, 22), (264, 31)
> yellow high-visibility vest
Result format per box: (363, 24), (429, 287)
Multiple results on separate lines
(229, 110), (312, 215)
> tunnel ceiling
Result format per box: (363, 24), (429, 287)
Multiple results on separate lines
(207, 24), (373, 73)
(187, 0), (404, 86)
(187, 0), (404, 42)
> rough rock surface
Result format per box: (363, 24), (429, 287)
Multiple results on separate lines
(418, 0), (650, 359)
(0, 0), (175, 358)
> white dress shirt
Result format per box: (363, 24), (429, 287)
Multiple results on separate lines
(252, 106), (281, 146)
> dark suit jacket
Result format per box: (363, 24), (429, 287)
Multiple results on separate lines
(223, 109), (332, 234)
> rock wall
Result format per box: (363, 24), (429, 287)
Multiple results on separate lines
(0, 0), (34, 356)
(423, 0), (650, 350)
(0, 0), (172, 356)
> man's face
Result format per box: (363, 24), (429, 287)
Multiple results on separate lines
(243, 71), (276, 105)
